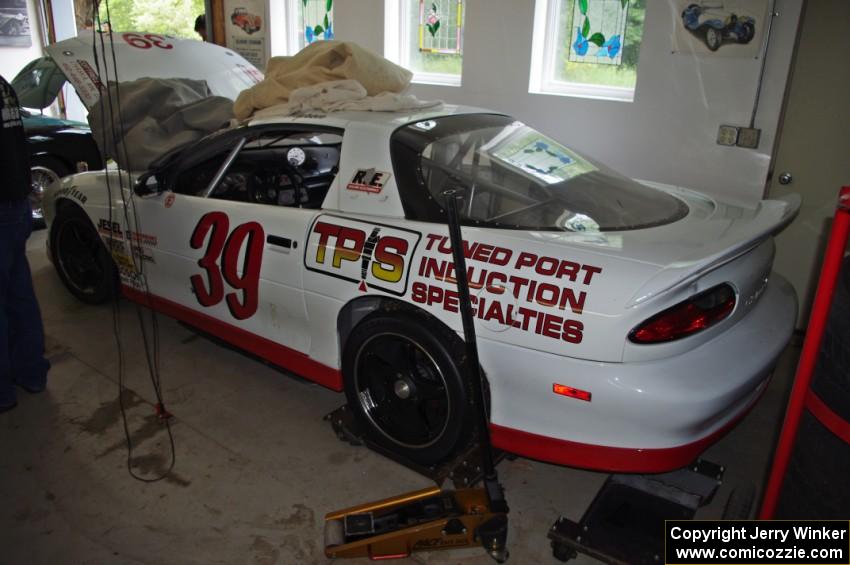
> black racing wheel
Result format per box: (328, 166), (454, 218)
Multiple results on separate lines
(51, 205), (118, 304)
(342, 312), (475, 465)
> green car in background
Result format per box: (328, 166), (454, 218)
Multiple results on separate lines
(13, 56), (104, 227)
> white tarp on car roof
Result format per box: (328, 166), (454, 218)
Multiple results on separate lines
(250, 79), (441, 120)
(233, 41), (416, 119)
(45, 33), (262, 108)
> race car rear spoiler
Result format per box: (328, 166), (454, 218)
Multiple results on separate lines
(625, 194), (801, 308)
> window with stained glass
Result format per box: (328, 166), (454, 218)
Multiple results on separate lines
(418, 0), (463, 55)
(281, 0), (333, 53)
(385, 0), (464, 86)
(529, 0), (646, 101)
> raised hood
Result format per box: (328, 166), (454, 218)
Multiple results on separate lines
(40, 33), (262, 109)
(12, 56), (68, 109)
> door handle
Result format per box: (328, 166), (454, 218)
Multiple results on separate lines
(778, 172), (793, 185)
(267, 235), (297, 249)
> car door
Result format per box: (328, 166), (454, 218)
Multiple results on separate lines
(128, 125), (344, 356)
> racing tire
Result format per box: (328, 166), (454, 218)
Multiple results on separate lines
(775, 410), (850, 518)
(775, 257), (850, 518)
(30, 156), (68, 229)
(342, 311), (475, 465)
(51, 205), (118, 304)
(704, 27), (721, 51)
(811, 256), (850, 422)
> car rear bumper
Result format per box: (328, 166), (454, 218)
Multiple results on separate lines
(481, 273), (797, 473)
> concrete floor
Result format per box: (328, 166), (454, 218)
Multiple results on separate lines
(0, 228), (800, 565)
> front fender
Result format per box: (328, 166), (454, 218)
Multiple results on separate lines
(44, 170), (127, 228)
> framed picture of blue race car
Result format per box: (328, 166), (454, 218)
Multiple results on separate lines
(674, 0), (768, 58)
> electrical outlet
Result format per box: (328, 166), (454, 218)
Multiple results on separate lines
(717, 125), (739, 146)
(737, 127), (761, 149)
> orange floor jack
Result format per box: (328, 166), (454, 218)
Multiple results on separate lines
(323, 190), (510, 562)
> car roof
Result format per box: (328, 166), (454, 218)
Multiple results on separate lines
(247, 104), (508, 135)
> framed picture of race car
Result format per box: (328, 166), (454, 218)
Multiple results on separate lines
(674, 0), (768, 58)
(0, 0), (31, 47)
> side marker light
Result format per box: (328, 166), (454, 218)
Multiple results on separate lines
(553, 383), (592, 402)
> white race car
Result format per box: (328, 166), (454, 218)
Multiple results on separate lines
(43, 36), (798, 473)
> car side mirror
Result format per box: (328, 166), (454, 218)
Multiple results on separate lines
(134, 172), (162, 196)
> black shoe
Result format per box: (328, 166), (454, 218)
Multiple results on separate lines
(0, 401), (17, 414)
(15, 381), (45, 394)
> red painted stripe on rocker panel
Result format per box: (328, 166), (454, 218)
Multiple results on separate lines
(491, 381), (767, 473)
(121, 285), (344, 392)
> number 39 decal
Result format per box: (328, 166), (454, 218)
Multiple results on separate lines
(190, 212), (264, 320)
(122, 33), (174, 50)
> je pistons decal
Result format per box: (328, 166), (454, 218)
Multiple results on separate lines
(346, 168), (391, 194)
(305, 215), (420, 297)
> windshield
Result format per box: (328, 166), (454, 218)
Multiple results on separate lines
(390, 114), (688, 232)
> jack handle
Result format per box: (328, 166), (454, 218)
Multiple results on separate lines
(444, 189), (509, 562)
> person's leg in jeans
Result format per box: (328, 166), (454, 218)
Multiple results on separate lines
(7, 206), (50, 392)
(9, 200), (49, 392)
(0, 202), (20, 410)
(0, 200), (49, 409)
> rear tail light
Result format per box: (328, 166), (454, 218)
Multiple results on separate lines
(629, 283), (736, 344)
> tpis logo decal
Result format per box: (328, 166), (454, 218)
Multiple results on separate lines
(305, 215), (420, 296)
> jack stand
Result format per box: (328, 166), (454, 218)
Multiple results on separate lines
(549, 460), (724, 564)
(325, 403), (510, 489)
(324, 191), (509, 562)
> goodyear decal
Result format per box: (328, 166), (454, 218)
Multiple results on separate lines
(305, 215), (420, 297)
(55, 185), (88, 204)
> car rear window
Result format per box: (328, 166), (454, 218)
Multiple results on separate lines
(390, 114), (688, 232)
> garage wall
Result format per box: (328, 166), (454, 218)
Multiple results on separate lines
(0, 0), (44, 82)
(332, 0), (803, 206)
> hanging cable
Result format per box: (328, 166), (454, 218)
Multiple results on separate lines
(91, 0), (175, 482)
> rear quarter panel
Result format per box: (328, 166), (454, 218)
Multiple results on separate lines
(301, 212), (661, 367)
